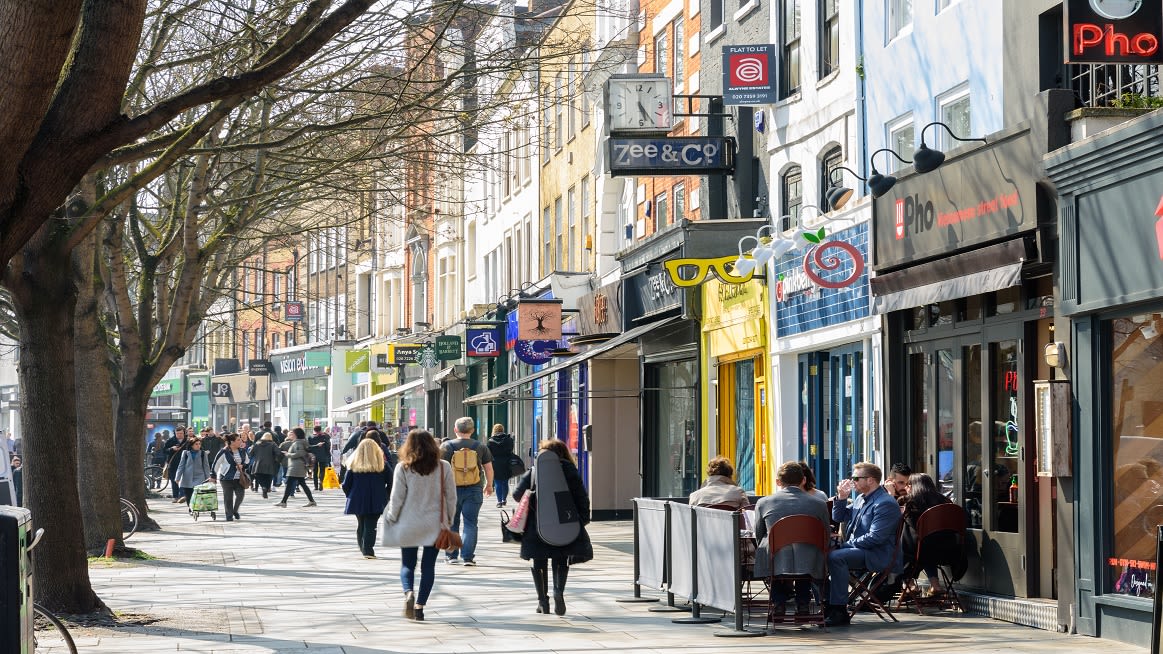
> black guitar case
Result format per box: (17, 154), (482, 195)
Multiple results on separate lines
(533, 450), (580, 546)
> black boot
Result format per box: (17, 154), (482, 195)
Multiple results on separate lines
(531, 565), (550, 614)
(551, 559), (569, 616)
(824, 604), (851, 627)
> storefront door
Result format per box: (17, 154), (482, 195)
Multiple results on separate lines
(798, 345), (865, 496)
(905, 324), (1031, 597)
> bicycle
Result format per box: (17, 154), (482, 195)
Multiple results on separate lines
(143, 464), (169, 493)
(33, 602), (78, 654)
(120, 497), (139, 540)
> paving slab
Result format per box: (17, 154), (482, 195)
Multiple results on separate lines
(29, 486), (1142, 653)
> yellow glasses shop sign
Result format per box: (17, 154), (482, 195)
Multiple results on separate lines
(663, 256), (758, 287)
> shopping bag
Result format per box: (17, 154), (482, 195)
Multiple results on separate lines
(323, 466), (341, 489)
(507, 490), (532, 534)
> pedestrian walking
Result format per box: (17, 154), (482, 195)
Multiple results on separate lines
(309, 425), (332, 491)
(276, 427), (316, 507)
(342, 438), (390, 558)
(175, 437), (212, 506)
(211, 433), (249, 522)
(439, 417), (494, 566)
(512, 439), (593, 616)
(164, 427), (189, 501)
(486, 424), (515, 507)
(248, 433), (282, 499)
(382, 429), (457, 622)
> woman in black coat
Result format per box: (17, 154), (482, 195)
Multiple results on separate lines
(902, 472), (966, 594)
(512, 439), (592, 616)
(487, 424), (515, 506)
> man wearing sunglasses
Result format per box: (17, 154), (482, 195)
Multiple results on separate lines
(825, 462), (901, 626)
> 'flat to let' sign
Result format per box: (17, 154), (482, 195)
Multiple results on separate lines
(608, 137), (735, 176)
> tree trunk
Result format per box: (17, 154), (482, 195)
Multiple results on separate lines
(115, 385), (157, 531)
(12, 244), (104, 613)
(73, 231), (124, 552)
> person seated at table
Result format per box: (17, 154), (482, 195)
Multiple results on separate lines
(753, 461), (830, 617)
(901, 472), (961, 596)
(798, 461), (828, 500)
(825, 462), (902, 626)
(884, 462), (911, 505)
(688, 456), (748, 509)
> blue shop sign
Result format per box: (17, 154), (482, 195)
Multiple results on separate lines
(608, 137), (735, 177)
(774, 223), (870, 338)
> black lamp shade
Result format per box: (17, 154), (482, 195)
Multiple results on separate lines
(826, 185), (853, 211)
(912, 143), (945, 174)
(868, 172), (898, 198)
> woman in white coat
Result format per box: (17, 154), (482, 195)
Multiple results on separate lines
(383, 429), (456, 622)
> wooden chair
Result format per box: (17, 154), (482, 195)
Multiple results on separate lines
(765, 515), (830, 629)
(895, 503), (967, 614)
(846, 518), (906, 622)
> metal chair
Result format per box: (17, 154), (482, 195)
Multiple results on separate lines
(895, 503), (967, 614)
(765, 514), (830, 629)
(846, 518), (906, 622)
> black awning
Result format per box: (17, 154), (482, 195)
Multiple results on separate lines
(870, 238), (1029, 314)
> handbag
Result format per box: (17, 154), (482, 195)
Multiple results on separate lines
(433, 466), (462, 553)
(500, 510), (522, 542)
(509, 454), (527, 478)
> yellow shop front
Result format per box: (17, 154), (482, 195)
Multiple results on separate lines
(701, 278), (771, 495)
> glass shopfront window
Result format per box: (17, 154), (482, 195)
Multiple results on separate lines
(401, 385), (426, 431)
(646, 359), (698, 497)
(1110, 312), (1163, 598)
(291, 378), (327, 428)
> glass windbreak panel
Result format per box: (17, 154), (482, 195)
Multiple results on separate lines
(651, 360), (699, 497)
(991, 340), (1020, 533)
(735, 359), (757, 492)
(964, 344), (983, 528)
(909, 351), (932, 476)
(993, 287), (1020, 315)
(1111, 313), (1163, 597)
(936, 349), (955, 498)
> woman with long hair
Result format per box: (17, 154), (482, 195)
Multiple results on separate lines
(903, 472), (956, 595)
(248, 433), (281, 499)
(175, 437), (211, 507)
(211, 433), (249, 522)
(512, 439), (593, 616)
(383, 429), (456, 621)
(486, 424), (515, 507)
(342, 438), (389, 558)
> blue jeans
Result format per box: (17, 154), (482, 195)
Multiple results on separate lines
(827, 546), (870, 605)
(400, 546), (439, 605)
(448, 485), (483, 562)
(493, 479), (509, 504)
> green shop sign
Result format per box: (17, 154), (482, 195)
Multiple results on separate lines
(435, 336), (462, 361)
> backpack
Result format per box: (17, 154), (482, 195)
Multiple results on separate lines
(450, 445), (481, 486)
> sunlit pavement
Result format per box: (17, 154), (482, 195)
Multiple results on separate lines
(40, 487), (1139, 653)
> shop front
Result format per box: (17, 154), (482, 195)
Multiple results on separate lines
(1045, 111), (1163, 647)
(702, 277), (770, 495)
(209, 370), (269, 430)
(770, 220), (878, 495)
(269, 346), (331, 429)
(874, 125), (1060, 610)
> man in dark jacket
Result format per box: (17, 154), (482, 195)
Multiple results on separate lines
(309, 425), (332, 490)
(486, 426), (515, 507)
(163, 427), (188, 501)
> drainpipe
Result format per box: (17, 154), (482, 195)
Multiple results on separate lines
(856, 0), (869, 183)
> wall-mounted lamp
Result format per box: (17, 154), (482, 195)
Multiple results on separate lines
(824, 166), (868, 212)
(1044, 341), (1067, 369)
(867, 148), (913, 199)
(733, 235), (761, 276)
(913, 121), (988, 174)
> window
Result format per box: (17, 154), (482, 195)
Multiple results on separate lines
(272, 272), (281, 300)
(655, 30), (669, 81)
(938, 87), (972, 151)
(781, 0), (801, 98)
(522, 126), (533, 180)
(710, 0), (726, 30)
(937, 0), (954, 11)
(655, 191), (669, 230)
(888, 116), (915, 173)
(271, 332), (280, 350)
(542, 103), (552, 163)
(503, 131), (513, 196)
(674, 20), (685, 88)
(543, 206), (552, 275)
(674, 183), (686, 222)
(554, 74), (564, 150)
(567, 60), (578, 140)
(820, 146), (844, 207)
(780, 166), (803, 232)
(580, 176), (591, 260)
(554, 197), (564, 270)
(887, 0), (912, 41)
(1110, 312), (1163, 596)
(820, 0), (839, 78)
(568, 186), (577, 270)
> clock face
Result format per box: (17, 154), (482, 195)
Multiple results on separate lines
(1090, 0), (1143, 20)
(608, 78), (673, 132)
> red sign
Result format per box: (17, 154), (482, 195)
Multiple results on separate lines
(1066, 0), (1163, 64)
(722, 45), (777, 105)
(728, 54), (769, 87)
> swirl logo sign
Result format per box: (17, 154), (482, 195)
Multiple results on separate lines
(729, 55), (768, 86)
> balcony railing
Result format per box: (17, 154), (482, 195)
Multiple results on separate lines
(1071, 63), (1163, 107)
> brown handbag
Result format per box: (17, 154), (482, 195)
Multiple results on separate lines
(434, 465), (462, 552)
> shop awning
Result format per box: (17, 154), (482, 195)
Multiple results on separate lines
(870, 238), (1029, 314)
(330, 378), (425, 414)
(463, 316), (680, 405)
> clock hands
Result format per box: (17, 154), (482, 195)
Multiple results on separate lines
(638, 100), (650, 124)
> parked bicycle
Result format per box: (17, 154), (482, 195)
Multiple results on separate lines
(25, 528), (79, 654)
(120, 498), (139, 540)
(144, 463), (168, 494)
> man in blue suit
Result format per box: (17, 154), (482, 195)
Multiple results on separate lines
(826, 462), (901, 626)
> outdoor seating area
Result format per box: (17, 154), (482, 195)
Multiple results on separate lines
(624, 497), (968, 635)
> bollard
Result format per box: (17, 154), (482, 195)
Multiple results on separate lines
(104, 539), (116, 558)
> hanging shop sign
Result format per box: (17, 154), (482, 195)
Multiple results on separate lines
(285, 301), (304, 323)
(722, 44), (778, 105)
(663, 255), (759, 286)
(466, 328), (500, 357)
(390, 344), (423, 364)
(247, 359), (271, 376)
(435, 335), (463, 361)
(516, 299), (563, 341)
(578, 281), (625, 335)
(608, 137), (735, 177)
(344, 349), (370, 373)
(1066, 0), (1163, 63)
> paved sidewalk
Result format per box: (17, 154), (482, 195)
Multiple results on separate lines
(39, 486), (1137, 653)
